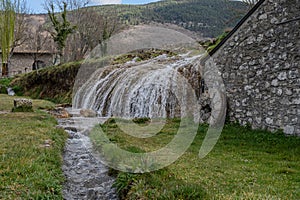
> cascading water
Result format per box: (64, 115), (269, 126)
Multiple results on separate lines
(73, 52), (203, 119)
(69, 24), (223, 173)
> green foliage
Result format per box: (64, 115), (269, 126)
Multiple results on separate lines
(0, 0), (16, 72)
(11, 84), (23, 96)
(95, 118), (300, 199)
(0, 77), (12, 86)
(95, 0), (247, 37)
(112, 172), (138, 199)
(0, 85), (6, 93)
(112, 49), (176, 65)
(12, 105), (33, 112)
(0, 77), (13, 93)
(158, 183), (206, 199)
(111, 168), (207, 200)
(132, 117), (151, 124)
(10, 61), (81, 104)
(0, 94), (55, 111)
(200, 31), (229, 53)
(0, 95), (67, 199)
(48, 2), (76, 57)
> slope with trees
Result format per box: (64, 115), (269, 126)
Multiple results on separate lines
(94, 0), (248, 37)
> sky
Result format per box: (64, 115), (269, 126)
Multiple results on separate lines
(28, 0), (160, 14)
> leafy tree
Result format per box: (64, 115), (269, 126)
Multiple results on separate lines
(0, 0), (28, 76)
(0, 0), (15, 76)
(45, 1), (76, 64)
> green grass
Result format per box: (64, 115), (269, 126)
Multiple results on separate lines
(0, 94), (55, 111)
(0, 94), (67, 199)
(112, 49), (177, 65)
(10, 61), (82, 104)
(91, 118), (300, 200)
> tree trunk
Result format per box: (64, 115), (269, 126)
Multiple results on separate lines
(2, 63), (8, 76)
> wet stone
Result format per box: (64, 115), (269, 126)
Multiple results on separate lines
(58, 116), (118, 200)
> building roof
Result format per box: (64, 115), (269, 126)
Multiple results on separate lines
(1, 14), (55, 55)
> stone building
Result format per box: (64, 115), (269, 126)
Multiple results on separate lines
(0, 14), (55, 77)
(1, 50), (54, 77)
(206, 0), (299, 136)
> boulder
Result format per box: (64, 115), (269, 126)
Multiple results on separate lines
(48, 107), (70, 118)
(80, 109), (97, 117)
(12, 98), (33, 112)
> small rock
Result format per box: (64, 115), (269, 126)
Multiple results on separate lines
(266, 118), (273, 125)
(293, 98), (300, 105)
(277, 88), (283, 96)
(48, 107), (70, 118)
(56, 103), (72, 108)
(255, 117), (262, 124)
(40, 139), (53, 148)
(284, 125), (295, 135)
(278, 72), (287, 80)
(258, 13), (268, 20)
(285, 88), (293, 96)
(80, 109), (97, 117)
(271, 79), (279, 86)
(7, 87), (15, 96)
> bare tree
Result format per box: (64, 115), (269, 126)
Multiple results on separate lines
(11, 0), (29, 55)
(28, 24), (53, 70)
(65, 7), (121, 61)
(44, 0), (76, 64)
(43, 0), (122, 62)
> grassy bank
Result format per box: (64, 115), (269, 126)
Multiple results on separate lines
(10, 61), (81, 104)
(0, 94), (68, 199)
(92, 118), (300, 199)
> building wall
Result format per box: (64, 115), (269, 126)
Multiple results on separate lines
(209, 0), (300, 136)
(2, 53), (54, 76)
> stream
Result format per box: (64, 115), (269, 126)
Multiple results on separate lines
(57, 109), (118, 200)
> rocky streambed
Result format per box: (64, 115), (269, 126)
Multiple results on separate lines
(57, 109), (118, 200)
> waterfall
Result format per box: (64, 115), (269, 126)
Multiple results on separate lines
(73, 52), (203, 119)
(73, 25), (206, 119)
(70, 26), (226, 173)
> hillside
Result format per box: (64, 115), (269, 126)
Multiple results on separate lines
(17, 0), (247, 56)
(94, 0), (248, 37)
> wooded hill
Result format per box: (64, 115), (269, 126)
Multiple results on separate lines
(93, 0), (248, 37)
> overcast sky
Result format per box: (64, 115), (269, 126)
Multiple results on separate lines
(28, 0), (160, 14)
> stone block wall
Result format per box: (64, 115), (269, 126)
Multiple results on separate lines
(209, 0), (300, 135)
(1, 53), (53, 77)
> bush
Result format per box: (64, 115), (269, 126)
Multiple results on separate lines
(0, 85), (7, 94)
(0, 77), (13, 94)
(12, 85), (23, 96)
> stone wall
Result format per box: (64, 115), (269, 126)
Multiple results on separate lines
(1, 53), (53, 77)
(208, 0), (300, 136)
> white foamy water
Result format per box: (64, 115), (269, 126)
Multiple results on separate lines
(73, 53), (203, 119)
